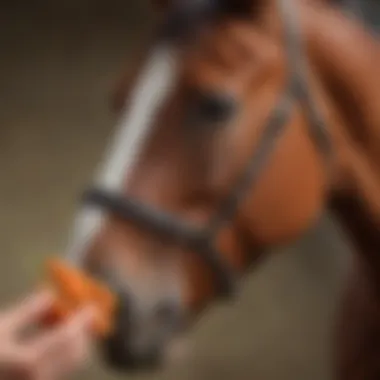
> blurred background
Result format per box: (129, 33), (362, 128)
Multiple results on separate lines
(0, 1), (378, 380)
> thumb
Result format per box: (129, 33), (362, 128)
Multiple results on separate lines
(70, 305), (97, 332)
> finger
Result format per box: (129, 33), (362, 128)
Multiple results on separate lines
(69, 305), (97, 331)
(30, 306), (95, 359)
(43, 328), (92, 380)
(0, 306), (94, 380)
(0, 345), (41, 380)
(30, 307), (95, 379)
(1, 290), (54, 333)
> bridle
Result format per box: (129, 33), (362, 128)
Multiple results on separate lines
(80, 0), (332, 299)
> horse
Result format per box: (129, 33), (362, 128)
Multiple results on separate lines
(63, 0), (380, 378)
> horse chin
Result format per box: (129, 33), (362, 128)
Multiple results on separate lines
(100, 336), (190, 373)
(163, 336), (191, 366)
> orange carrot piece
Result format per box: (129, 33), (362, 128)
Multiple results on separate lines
(42, 258), (117, 337)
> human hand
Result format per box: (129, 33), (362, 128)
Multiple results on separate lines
(0, 290), (95, 380)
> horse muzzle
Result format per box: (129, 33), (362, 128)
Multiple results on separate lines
(100, 290), (185, 372)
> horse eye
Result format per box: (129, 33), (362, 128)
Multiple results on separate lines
(190, 91), (236, 125)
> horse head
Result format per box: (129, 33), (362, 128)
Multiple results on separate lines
(67, 0), (333, 372)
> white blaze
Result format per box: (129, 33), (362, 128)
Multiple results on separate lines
(66, 45), (179, 264)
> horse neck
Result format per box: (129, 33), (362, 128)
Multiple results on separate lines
(258, 1), (380, 283)
(290, 1), (380, 284)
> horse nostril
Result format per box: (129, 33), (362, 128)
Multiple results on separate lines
(197, 91), (236, 123)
